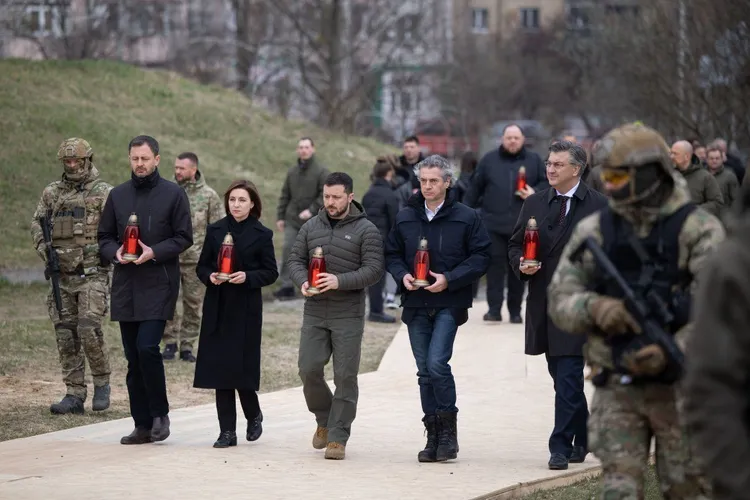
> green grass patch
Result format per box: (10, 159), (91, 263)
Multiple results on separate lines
(0, 59), (396, 269)
(521, 465), (663, 499)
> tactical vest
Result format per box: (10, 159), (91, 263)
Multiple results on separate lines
(592, 203), (696, 385)
(596, 203), (696, 329)
(50, 180), (107, 275)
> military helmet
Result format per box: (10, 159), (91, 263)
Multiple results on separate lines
(593, 123), (674, 206)
(592, 123), (672, 173)
(57, 138), (93, 161)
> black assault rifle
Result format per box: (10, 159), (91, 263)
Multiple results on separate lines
(39, 214), (63, 315)
(570, 236), (684, 383)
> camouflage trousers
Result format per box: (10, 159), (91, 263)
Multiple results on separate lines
(589, 381), (711, 500)
(46, 273), (111, 401)
(164, 263), (204, 352)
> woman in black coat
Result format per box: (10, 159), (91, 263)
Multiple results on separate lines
(194, 179), (279, 448)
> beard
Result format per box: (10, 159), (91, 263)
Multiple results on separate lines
(327, 206), (347, 219)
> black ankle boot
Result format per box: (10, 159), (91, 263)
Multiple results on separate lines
(436, 412), (458, 461)
(213, 430), (237, 448)
(246, 411), (263, 442)
(417, 415), (438, 462)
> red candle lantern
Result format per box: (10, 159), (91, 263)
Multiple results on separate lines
(515, 166), (527, 195)
(522, 216), (540, 268)
(122, 213), (141, 262)
(215, 233), (235, 281)
(413, 237), (431, 287)
(307, 246), (326, 295)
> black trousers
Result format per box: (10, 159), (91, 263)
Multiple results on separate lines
(216, 389), (261, 432)
(486, 232), (524, 316)
(368, 273), (386, 314)
(546, 353), (588, 456)
(120, 320), (169, 429)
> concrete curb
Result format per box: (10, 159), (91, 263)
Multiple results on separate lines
(471, 452), (657, 499)
(469, 465), (602, 499)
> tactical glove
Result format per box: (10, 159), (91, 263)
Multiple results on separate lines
(588, 296), (642, 336)
(621, 344), (666, 377)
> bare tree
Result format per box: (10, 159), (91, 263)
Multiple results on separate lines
(267, 0), (438, 132)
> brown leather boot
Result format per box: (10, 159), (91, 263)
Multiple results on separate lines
(312, 426), (328, 449)
(324, 442), (346, 460)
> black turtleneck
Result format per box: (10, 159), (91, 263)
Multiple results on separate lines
(131, 168), (161, 190)
(228, 215), (252, 239)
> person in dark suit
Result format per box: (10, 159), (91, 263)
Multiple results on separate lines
(362, 159), (400, 323)
(193, 179), (279, 448)
(508, 140), (608, 470)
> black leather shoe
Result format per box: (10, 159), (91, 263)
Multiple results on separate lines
(548, 453), (569, 470)
(483, 312), (502, 322)
(510, 314), (523, 324)
(570, 446), (588, 463)
(120, 427), (152, 445)
(214, 430), (237, 448)
(179, 350), (196, 363)
(151, 415), (170, 442)
(246, 411), (263, 442)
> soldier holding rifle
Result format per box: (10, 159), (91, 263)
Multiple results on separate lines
(547, 124), (723, 498)
(31, 138), (113, 415)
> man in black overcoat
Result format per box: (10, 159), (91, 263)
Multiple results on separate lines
(508, 140), (607, 470)
(98, 135), (193, 444)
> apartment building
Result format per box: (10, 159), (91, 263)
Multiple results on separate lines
(453, 0), (565, 39)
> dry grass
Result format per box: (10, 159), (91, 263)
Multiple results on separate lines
(0, 281), (400, 442)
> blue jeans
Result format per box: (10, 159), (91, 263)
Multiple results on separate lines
(406, 309), (459, 415)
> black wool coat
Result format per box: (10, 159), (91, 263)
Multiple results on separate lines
(193, 216), (278, 391)
(98, 169), (193, 322)
(508, 182), (607, 357)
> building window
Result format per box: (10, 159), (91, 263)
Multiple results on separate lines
(471, 8), (489, 33)
(568, 6), (590, 31)
(520, 7), (540, 30)
(23, 3), (63, 37)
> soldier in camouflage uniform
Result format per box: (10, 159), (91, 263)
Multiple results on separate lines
(30, 138), (113, 415)
(162, 152), (224, 362)
(547, 123), (724, 499)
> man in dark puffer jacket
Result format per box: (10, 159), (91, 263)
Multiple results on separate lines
(288, 172), (384, 461)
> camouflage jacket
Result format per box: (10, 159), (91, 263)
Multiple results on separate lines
(547, 173), (726, 369)
(31, 165), (113, 276)
(177, 170), (224, 264)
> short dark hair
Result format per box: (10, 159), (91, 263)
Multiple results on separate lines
(324, 172), (353, 194)
(224, 179), (262, 219)
(299, 136), (315, 147)
(403, 135), (419, 145)
(128, 135), (159, 155)
(372, 160), (394, 180)
(548, 140), (587, 171)
(177, 152), (199, 166)
(706, 146), (722, 156)
(502, 123), (525, 136)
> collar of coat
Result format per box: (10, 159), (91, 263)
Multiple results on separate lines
(546, 180), (590, 204)
(317, 199), (367, 227)
(407, 187), (458, 214)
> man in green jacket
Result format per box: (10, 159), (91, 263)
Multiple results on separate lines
(670, 140), (724, 216)
(288, 172), (384, 460)
(275, 137), (329, 300)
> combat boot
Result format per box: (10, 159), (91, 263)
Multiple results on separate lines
(50, 395), (84, 415)
(436, 412), (459, 461)
(417, 415), (438, 462)
(92, 384), (110, 411)
(162, 343), (177, 360)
